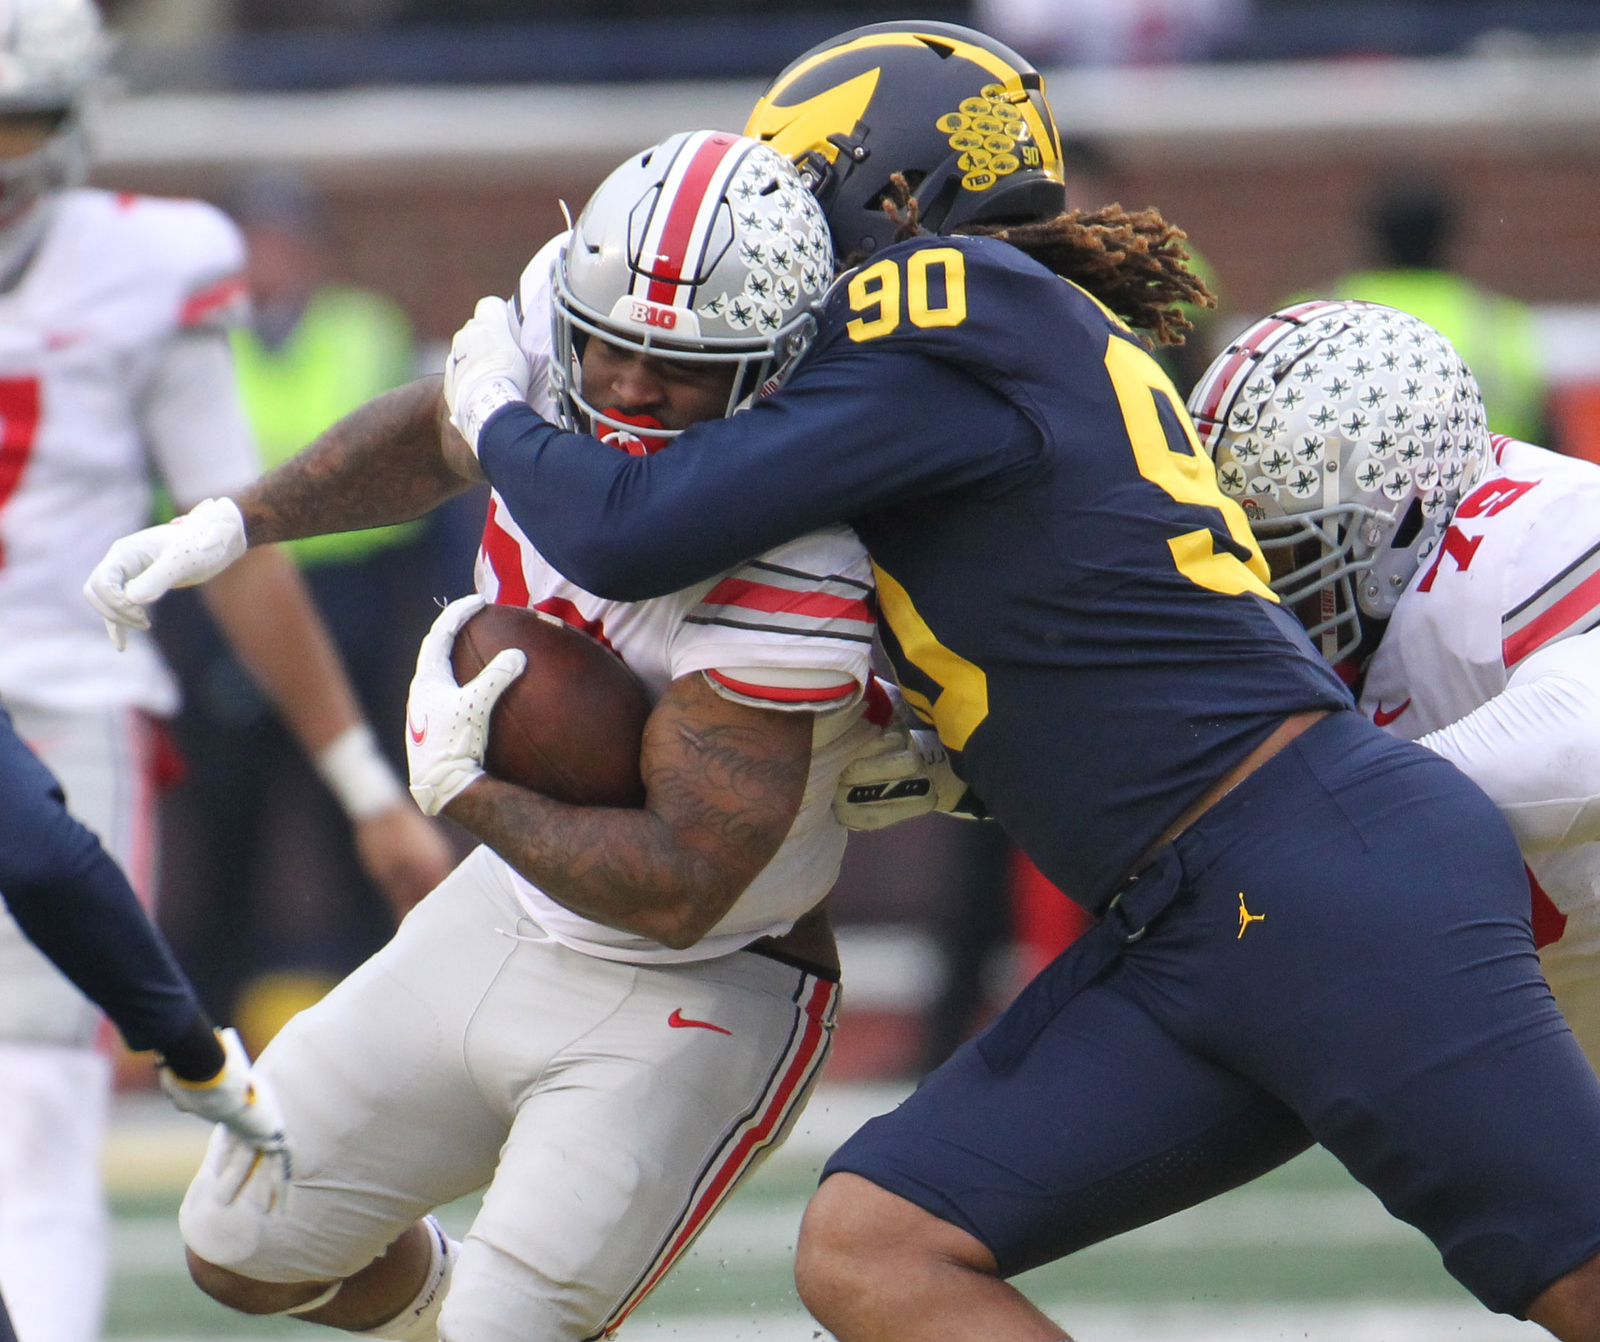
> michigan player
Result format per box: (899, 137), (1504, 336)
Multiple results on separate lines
(148, 135), (881, 1341)
(1190, 299), (1600, 1068)
(92, 23), (1600, 1341)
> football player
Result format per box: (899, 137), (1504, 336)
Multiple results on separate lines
(100, 24), (1600, 1342)
(150, 134), (878, 1341)
(0, 2), (449, 1337)
(1189, 298), (1600, 1067)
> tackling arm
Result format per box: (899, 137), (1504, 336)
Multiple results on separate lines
(1418, 629), (1600, 853)
(444, 671), (813, 950)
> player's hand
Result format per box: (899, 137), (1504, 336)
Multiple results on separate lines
(353, 801), (456, 919)
(159, 1028), (291, 1210)
(83, 498), (248, 650)
(406, 595), (526, 817)
(833, 699), (978, 831)
(445, 296), (532, 455)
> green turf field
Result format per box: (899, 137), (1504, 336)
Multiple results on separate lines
(103, 1085), (1547, 1341)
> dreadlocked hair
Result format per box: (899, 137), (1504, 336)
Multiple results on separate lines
(877, 174), (1214, 347)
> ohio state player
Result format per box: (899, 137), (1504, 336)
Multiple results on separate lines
(167, 133), (878, 1342)
(1191, 299), (1600, 1063)
(0, 3), (449, 1338)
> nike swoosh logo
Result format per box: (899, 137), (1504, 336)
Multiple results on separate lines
(1372, 698), (1412, 727)
(407, 710), (428, 744)
(667, 1008), (731, 1035)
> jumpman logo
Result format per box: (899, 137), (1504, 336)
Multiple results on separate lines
(1237, 892), (1266, 939)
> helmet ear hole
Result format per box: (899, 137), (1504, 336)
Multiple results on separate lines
(1389, 497), (1425, 550)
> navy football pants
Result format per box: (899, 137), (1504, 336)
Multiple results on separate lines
(826, 711), (1600, 1316)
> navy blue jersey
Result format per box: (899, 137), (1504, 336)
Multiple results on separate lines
(0, 705), (207, 1057)
(480, 234), (1351, 911)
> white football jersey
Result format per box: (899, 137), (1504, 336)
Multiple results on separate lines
(466, 235), (877, 965)
(0, 189), (257, 716)
(1362, 435), (1600, 930)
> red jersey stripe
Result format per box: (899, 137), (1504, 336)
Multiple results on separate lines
(1503, 567), (1600, 666)
(179, 275), (247, 327)
(702, 577), (872, 624)
(706, 670), (857, 703)
(645, 133), (742, 306)
(480, 499), (529, 608)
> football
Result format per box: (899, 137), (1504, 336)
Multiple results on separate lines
(451, 603), (652, 807)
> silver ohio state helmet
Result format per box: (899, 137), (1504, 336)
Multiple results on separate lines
(0, 0), (106, 223)
(551, 129), (830, 441)
(1188, 299), (1490, 662)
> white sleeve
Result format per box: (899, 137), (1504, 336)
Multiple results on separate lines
(670, 528), (875, 713)
(1417, 629), (1600, 853)
(139, 331), (261, 510)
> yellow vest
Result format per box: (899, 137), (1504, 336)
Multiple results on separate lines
(231, 286), (419, 567)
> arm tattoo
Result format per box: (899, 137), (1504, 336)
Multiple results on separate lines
(444, 673), (814, 949)
(236, 377), (481, 545)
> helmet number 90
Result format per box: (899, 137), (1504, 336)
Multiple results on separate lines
(846, 249), (968, 343)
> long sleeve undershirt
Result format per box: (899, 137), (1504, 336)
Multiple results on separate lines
(477, 344), (1041, 601)
(0, 707), (211, 1060)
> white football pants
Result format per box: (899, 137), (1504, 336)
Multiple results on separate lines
(181, 847), (836, 1342)
(0, 701), (154, 1342)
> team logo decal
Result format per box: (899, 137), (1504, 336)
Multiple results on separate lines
(696, 145), (829, 333)
(935, 82), (1041, 193)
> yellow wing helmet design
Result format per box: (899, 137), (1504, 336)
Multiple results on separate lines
(745, 21), (1066, 264)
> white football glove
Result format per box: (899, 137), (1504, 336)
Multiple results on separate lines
(159, 1027), (291, 1210)
(405, 594), (527, 816)
(833, 690), (979, 831)
(445, 295), (532, 455)
(83, 497), (248, 650)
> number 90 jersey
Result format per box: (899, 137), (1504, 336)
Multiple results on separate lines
(479, 233), (1355, 913)
(800, 235), (1357, 909)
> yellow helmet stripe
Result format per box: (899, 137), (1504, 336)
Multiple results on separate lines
(744, 66), (880, 166)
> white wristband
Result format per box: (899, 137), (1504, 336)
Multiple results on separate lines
(454, 377), (524, 456)
(315, 723), (407, 821)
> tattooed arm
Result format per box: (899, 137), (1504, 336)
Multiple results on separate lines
(236, 376), (482, 546)
(443, 671), (813, 949)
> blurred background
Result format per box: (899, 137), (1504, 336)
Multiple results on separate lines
(79, 1), (1600, 1336)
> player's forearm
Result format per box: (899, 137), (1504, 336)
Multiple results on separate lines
(444, 780), (745, 949)
(200, 545), (364, 754)
(235, 377), (478, 547)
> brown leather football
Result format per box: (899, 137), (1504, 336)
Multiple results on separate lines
(451, 603), (651, 808)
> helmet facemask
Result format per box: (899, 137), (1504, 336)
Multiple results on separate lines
(550, 131), (827, 444)
(1189, 300), (1491, 665)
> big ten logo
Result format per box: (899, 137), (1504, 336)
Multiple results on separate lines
(935, 82), (1031, 193)
(628, 301), (678, 331)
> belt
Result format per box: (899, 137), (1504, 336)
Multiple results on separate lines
(976, 842), (1186, 1073)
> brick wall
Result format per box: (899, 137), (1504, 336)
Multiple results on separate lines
(96, 136), (1600, 344)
